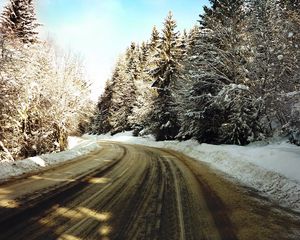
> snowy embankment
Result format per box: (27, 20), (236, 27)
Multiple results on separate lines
(84, 132), (300, 213)
(0, 137), (101, 183)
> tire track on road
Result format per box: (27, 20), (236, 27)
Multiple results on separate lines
(0, 143), (239, 240)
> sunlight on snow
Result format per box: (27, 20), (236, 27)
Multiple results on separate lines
(103, 160), (112, 163)
(0, 199), (19, 208)
(98, 225), (112, 236)
(30, 175), (76, 183)
(59, 234), (82, 240)
(55, 207), (84, 219)
(0, 188), (17, 208)
(88, 177), (110, 184)
(29, 156), (46, 167)
(0, 188), (12, 195)
(52, 206), (111, 222)
(78, 207), (111, 221)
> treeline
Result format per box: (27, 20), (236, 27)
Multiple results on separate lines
(91, 0), (300, 145)
(0, 0), (92, 161)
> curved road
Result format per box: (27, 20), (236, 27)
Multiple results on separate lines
(0, 142), (299, 240)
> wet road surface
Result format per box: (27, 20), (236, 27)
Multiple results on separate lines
(0, 142), (299, 240)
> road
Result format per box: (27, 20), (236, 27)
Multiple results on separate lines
(0, 142), (299, 240)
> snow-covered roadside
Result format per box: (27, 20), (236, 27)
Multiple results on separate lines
(84, 132), (300, 213)
(0, 138), (101, 183)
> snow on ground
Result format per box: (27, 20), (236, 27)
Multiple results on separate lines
(84, 132), (300, 213)
(68, 136), (86, 149)
(0, 138), (101, 183)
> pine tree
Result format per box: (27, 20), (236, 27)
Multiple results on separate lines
(279, 0), (300, 140)
(90, 80), (114, 134)
(128, 41), (150, 133)
(148, 26), (160, 53)
(129, 28), (164, 136)
(187, 25), (200, 48)
(0, 0), (39, 43)
(108, 44), (139, 134)
(175, 0), (264, 144)
(151, 12), (181, 90)
(201, 0), (244, 26)
(139, 41), (149, 69)
(147, 12), (182, 140)
(178, 30), (189, 59)
(146, 26), (160, 76)
(245, 0), (300, 134)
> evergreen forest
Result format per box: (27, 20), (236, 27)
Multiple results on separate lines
(89, 0), (300, 146)
(1, 0), (300, 162)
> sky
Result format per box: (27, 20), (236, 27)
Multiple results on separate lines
(0, 0), (209, 100)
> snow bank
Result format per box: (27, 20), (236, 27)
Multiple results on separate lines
(0, 138), (101, 183)
(68, 136), (86, 149)
(84, 132), (300, 213)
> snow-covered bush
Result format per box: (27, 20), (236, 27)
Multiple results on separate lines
(282, 92), (300, 146)
(216, 84), (265, 145)
(0, 38), (92, 161)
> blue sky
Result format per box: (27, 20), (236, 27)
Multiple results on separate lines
(1, 0), (209, 99)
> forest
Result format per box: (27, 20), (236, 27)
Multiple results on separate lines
(1, 2), (300, 239)
(0, 0), (92, 161)
(90, 0), (300, 146)
(1, 0), (300, 162)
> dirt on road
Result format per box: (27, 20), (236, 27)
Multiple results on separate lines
(0, 142), (299, 240)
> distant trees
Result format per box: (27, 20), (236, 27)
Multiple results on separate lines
(90, 1), (300, 146)
(89, 79), (114, 134)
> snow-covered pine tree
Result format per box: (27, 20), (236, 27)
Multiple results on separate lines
(175, 0), (264, 145)
(178, 30), (189, 58)
(245, 0), (281, 132)
(128, 30), (164, 136)
(0, 0), (39, 44)
(90, 80), (114, 134)
(274, 0), (300, 142)
(148, 26), (160, 53)
(187, 25), (200, 49)
(108, 43), (138, 134)
(0, 35), (22, 160)
(246, 0), (300, 136)
(146, 26), (161, 77)
(139, 41), (149, 69)
(129, 40), (160, 136)
(148, 12), (182, 140)
(89, 56), (130, 135)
